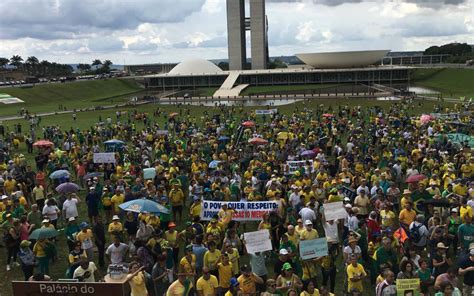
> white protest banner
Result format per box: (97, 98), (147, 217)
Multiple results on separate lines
(323, 201), (348, 221)
(244, 229), (272, 253)
(299, 238), (328, 260)
(143, 168), (156, 180)
(255, 109), (278, 115)
(286, 160), (306, 175)
(156, 130), (169, 135)
(200, 200), (279, 221)
(93, 152), (115, 164)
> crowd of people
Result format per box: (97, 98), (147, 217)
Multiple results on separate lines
(0, 100), (473, 296)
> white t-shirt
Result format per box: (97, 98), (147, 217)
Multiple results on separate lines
(42, 205), (59, 221)
(323, 221), (339, 243)
(73, 262), (97, 282)
(299, 207), (316, 223)
(63, 198), (79, 219)
(106, 243), (129, 264)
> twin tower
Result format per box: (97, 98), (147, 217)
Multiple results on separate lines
(227, 0), (268, 70)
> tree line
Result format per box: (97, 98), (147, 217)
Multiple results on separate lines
(0, 56), (114, 77)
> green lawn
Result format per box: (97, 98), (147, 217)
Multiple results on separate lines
(0, 79), (143, 117)
(411, 68), (474, 98)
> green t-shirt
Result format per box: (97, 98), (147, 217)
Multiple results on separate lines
(458, 223), (474, 249)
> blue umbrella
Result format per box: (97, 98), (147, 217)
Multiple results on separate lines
(300, 150), (316, 157)
(218, 136), (230, 141)
(208, 160), (221, 169)
(56, 182), (80, 193)
(49, 169), (70, 179)
(104, 139), (125, 145)
(83, 172), (103, 180)
(119, 198), (170, 214)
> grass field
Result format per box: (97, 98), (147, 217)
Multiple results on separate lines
(0, 79), (143, 117)
(411, 68), (474, 98)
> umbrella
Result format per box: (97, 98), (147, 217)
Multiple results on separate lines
(33, 140), (54, 147)
(248, 137), (268, 145)
(218, 136), (230, 142)
(56, 182), (80, 194)
(169, 112), (179, 117)
(104, 139), (125, 145)
(49, 170), (70, 179)
(301, 150), (316, 157)
(29, 228), (59, 240)
(420, 114), (434, 125)
(119, 198), (170, 214)
(420, 198), (453, 208)
(406, 174), (426, 183)
(83, 172), (103, 180)
(241, 121), (255, 127)
(322, 113), (334, 118)
(209, 160), (221, 169)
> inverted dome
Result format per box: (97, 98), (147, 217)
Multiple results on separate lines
(296, 50), (390, 69)
(169, 59), (223, 75)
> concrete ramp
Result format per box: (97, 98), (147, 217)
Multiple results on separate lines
(213, 72), (249, 97)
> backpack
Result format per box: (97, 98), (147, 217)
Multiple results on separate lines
(409, 222), (423, 243)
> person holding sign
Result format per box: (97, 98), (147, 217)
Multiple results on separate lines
(276, 263), (303, 295)
(346, 254), (367, 294)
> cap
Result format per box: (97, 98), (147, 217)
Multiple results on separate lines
(89, 186), (95, 190)
(168, 222), (176, 228)
(230, 277), (239, 287)
(282, 262), (293, 271)
(437, 242), (448, 249)
(6, 213), (12, 218)
(1, 195), (8, 200)
(304, 220), (313, 226)
(185, 245), (193, 252)
(343, 197), (351, 202)
(403, 189), (411, 195)
(470, 248), (474, 256)
(211, 218), (217, 223)
(20, 240), (31, 248)
(42, 219), (49, 223)
(80, 222), (89, 229)
(279, 248), (289, 255)
(68, 217), (76, 222)
(112, 215), (120, 221)
(345, 204), (352, 208)
(451, 208), (458, 213)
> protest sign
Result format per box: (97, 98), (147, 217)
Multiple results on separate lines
(341, 186), (357, 200)
(93, 152), (115, 164)
(143, 168), (156, 180)
(255, 109), (278, 115)
(200, 200), (278, 221)
(446, 133), (474, 147)
(299, 238), (328, 260)
(243, 230), (272, 253)
(286, 160), (306, 175)
(323, 201), (348, 221)
(396, 279), (420, 296)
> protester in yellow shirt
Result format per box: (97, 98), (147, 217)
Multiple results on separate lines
(346, 255), (367, 293)
(196, 267), (218, 296)
(204, 241), (221, 275)
(111, 189), (124, 215)
(399, 202), (417, 228)
(237, 265), (264, 295)
(300, 220), (319, 241)
(108, 215), (123, 242)
(217, 253), (233, 290)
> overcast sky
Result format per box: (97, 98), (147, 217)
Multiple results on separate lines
(0, 0), (473, 64)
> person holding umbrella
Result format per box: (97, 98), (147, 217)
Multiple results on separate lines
(18, 240), (36, 280)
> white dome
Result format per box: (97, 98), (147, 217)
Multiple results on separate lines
(169, 59), (222, 75)
(296, 50), (390, 69)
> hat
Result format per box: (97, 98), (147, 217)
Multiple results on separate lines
(451, 208), (458, 213)
(211, 218), (217, 223)
(279, 248), (289, 255)
(1, 195), (8, 200)
(68, 217), (76, 222)
(345, 204), (352, 209)
(89, 186), (95, 190)
(403, 189), (411, 195)
(42, 219), (50, 223)
(230, 277), (239, 287)
(168, 222), (176, 228)
(304, 220), (313, 226)
(185, 244), (193, 252)
(80, 222), (89, 229)
(343, 197), (351, 202)
(437, 242), (448, 249)
(112, 215), (120, 220)
(20, 240), (31, 248)
(282, 262), (293, 271)
(6, 213), (12, 218)
(185, 221), (192, 227)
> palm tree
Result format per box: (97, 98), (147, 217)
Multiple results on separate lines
(0, 57), (9, 69)
(10, 55), (24, 70)
(39, 60), (50, 77)
(101, 59), (113, 73)
(25, 56), (39, 75)
(92, 59), (102, 70)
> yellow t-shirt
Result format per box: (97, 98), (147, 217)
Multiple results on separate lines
(165, 231), (178, 248)
(179, 255), (196, 274)
(204, 250), (221, 271)
(196, 275), (219, 296)
(166, 279), (186, 296)
(190, 202), (202, 217)
(300, 290), (320, 296)
(111, 194), (124, 212)
(227, 248), (240, 275)
(300, 229), (319, 241)
(76, 229), (94, 249)
(460, 206), (473, 223)
(33, 241), (46, 257)
(380, 210), (396, 228)
(129, 272), (148, 296)
(237, 274), (257, 295)
(108, 222), (123, 241)
(399, 209), (416, 226)
(217, 262), (233, 288)
(346, 263), (367, 293)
